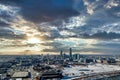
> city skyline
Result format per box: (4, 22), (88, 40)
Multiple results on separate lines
(0, 0), (120, 55)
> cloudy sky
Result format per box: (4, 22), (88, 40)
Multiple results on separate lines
(0, 0), (120, 55)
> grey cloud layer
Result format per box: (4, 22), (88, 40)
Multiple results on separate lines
(0, 0), (79, 23)
(79, 31), (120, 40)
(0, 0), (120, 54)
(0, 28), (25, 39)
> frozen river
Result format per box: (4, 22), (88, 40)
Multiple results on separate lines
(62, 64), (120, 80)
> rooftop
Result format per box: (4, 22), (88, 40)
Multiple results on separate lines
(12, 71), (29, 78)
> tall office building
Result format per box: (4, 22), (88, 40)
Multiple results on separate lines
(69, 48), (73, 61)
(60, 50), (63, 57)
(70, 48), (72, 57)
(60, 50), (63, 59)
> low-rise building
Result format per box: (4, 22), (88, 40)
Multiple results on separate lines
(11, 71), (31, 80)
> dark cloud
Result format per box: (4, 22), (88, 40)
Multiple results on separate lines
(42, 47), (68, 52)
(80, 31), (120, 40)
(0, 22), (9, 27)
(0, 12), (11, 27)
(42, 48), (57, 52)
(42, 42), (120, 54)
(42, 42), (63, 47)
(93, 42), (120, 48)
(91, 42), (120, 54)
(0, 0), (120, 54)
(0, 3), (19, 28)
(0, 28), (26, 39)
(42, 41), (70, 52)
(42, 42), (62, 52)
(0, 0), (79, 23)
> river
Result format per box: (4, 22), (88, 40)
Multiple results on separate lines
(97, 75), (120, 80)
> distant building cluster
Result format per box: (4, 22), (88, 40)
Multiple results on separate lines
(0, 50), (120, 80)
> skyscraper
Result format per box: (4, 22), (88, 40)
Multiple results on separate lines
(69, 48), (73, 61)
(70, 48), (72, 58)
(60, 50), (63, 58)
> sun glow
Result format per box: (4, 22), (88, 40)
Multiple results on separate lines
(27, 37), (40, 44)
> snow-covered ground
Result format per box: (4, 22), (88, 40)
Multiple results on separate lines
(62, 64), (120, 78)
